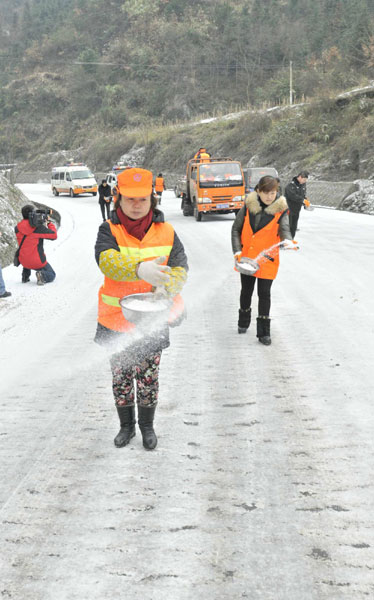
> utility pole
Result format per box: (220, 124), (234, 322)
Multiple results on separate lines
(289, 60), (293, 105)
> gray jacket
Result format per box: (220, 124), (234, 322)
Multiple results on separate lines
(231, 192), (292, 254)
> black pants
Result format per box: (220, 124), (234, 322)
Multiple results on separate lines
(289, 210), (301, 239)
(240, 274), (273, 316)
(100, 201), (111, 220)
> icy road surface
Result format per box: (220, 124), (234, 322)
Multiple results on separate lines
(0, 185), (373, 599)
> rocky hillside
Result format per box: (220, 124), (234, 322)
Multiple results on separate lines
(13, 84), (374, 185)
(0, 175), (32, 266)
(1, 0), (374, 166)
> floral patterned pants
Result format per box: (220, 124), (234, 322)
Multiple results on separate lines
(109, 351), (161, 407)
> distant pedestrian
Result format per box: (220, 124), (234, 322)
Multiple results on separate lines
(94, 167), (188, 450)
(15, 205), (57, 286)
(0, 232), (12, 298)
(0, 264), (11, 298)
(98, 179), (112, 221)
(232, 176), (295, 345)
(0, 234), (11, 298)
(285, 170), (309, 239)
(154, 173), (166, 204)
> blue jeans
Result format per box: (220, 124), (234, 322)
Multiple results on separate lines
(0, 264), (6, 295)
(39, 262), (56, 283)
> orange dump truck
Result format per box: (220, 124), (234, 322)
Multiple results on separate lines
(181, 157), (245, 221)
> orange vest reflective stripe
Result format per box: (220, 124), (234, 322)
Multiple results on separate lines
(98, 221), (183, 331)
(155, 177), (164, 192)
(241, 210), (283, 280)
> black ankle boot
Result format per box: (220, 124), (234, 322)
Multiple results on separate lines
(138, 404), (157, 450)
(238, 308), (251, 333)
(256, 316), (271, 345)
(114, 405), (136, 447)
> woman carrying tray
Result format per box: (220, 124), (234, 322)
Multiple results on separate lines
(231, 175), (295, 345)
(94, 167), (188, 450)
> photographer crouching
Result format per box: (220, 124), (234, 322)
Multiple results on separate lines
(15, 205), (57, 286)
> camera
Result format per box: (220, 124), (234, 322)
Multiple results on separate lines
(28, 208), (52, 228)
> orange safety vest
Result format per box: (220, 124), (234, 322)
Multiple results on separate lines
(199, 152), (210, 163)
(154, 177), (164, 192)
(241, 210), (283, 280)
(98, 221), (184, 331)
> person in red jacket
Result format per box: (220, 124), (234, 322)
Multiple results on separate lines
(15, 205), (57, 286)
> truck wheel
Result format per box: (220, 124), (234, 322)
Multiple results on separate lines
(69, 188), (75, 198)
(194, 206), (202, 221)
(53, 188), (59, 196)
(92, 192), (97, 196)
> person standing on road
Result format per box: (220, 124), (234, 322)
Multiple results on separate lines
(94, 167), (188, 451)
(15, 205), (57, 286)
(231, 176), (294, 345)
(0, 233), (11, 298)
(0, 264), (11, 298)
(154, 173), (166, 204)
(284, 170), (309, 239)
(98, 179), (112, 221)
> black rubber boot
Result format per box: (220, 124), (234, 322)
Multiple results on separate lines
(256, 316), (271, 345)
(22, 269), (31, 283)
(114, 405), (136, 447)
(138, 404), (157, 450)
(238, 308), (251, 334)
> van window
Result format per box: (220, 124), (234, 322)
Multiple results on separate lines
(71, 169), (94, 179)
(66, 173), (71, 182)
(59, 172), (65, 181)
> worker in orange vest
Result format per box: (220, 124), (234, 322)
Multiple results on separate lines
(232, 176), (297, 345)
(94, 167), (188, 450)
(154, 173), (166, 203)
(193, 148), (211, 162)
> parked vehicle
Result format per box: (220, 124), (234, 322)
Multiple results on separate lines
(182, 157), (245, 221)
(51, 163), (97, 197)
(245, 166), (279, 192)
(174, 175), (187, 208)
(105, 163), (127, 193)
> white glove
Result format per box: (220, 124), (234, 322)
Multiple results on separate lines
(137, 256), (171, 286)
(282, 239), (299, 250)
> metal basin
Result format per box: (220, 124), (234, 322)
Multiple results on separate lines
(236, 257), (259, 276)
(120, 292), (172, 329)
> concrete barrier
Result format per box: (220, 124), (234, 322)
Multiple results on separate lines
(306, 181), (357, 208)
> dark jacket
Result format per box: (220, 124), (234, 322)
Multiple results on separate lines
(98, 182), (112, 203)
(231, 192), (291, 254)
(285, 177), (307, 214)
(15, 219), (57, 270)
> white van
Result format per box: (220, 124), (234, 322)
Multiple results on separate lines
(51, 163), (98, 197)
(105, 164), (127, 192)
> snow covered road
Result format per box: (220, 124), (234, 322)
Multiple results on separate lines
(0, 185), (373, 599)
